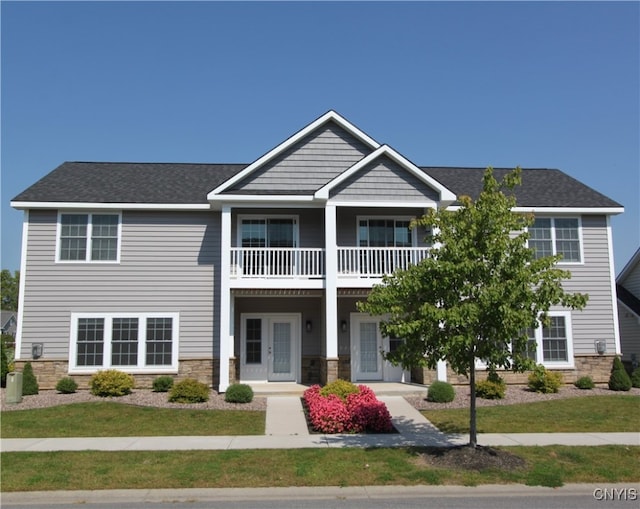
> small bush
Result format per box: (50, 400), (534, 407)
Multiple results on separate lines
(427, 381), (455, 403)
(527, 364), (563, 394)
(22, 362), (39, 395)
(475, 380), (506, 399)
(152, 376), (174, 393)
(225, 383), (254, 403)
(55, 377), (78, 394)
(90, 369), (134, 397)
(319, 379), (359, 401)
(608, 357), (632, 392)
(631, 368), (640, 389)
(168, 378), (210, 403)
(574, 375), (595, 390)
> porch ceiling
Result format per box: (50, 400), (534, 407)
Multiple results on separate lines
(232, 289), (323, 297)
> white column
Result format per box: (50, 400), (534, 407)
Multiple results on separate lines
(324, 204), (338, 359)
(436, 360), (448, 382)
(218, 205), (232, 392)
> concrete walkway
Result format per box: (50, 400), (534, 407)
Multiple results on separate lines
(2, 395), (638, 452)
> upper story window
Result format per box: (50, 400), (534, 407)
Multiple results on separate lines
(240, 217), (298, 248)
(358, 218), (414, 247)
(58, 212), (120, 262)
(529, 217), (581, 263)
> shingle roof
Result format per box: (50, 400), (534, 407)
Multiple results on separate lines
(423, 167), (622, 208)
(12, 162), (247, 204)
(12, 162), (622, 209)
(617, 284), (640, 317)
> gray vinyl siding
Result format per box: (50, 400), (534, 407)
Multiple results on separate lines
(19, 209), (219, 361)
(228, 122), (372, 193)
(330, 156), (440, 202)
(548, 215), (617, 355)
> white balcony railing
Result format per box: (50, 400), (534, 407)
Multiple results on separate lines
(230, 247), (430, 279)
(337, 247), (431, 277)
(230, 248), (325, 278)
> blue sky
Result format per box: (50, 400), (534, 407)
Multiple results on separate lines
(2, 1), (638, 273)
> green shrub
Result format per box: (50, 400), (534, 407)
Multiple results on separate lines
(168, 378), (210, 403)
(22, 362), (39, 395)
(631, 368), (640, 389)
(319, 379), (359, 401)
(152, 376), (174, 392)
(527, 364), (563, 393)
(224, 383), (254, 403)
(427, 381), (456, 403)
(89, 369), (134, 397)
(574, 375), (595, 390)
(608, 357), (631, 391)
(475, 379), (506, 400)
(55, 377), (78, 394)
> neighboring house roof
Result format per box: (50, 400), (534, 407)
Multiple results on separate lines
(617, 248), (640, 283)
(1, 310), (16, 335)
(617, 284), (640, 318)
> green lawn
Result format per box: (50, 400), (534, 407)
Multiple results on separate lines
(423, 395), (640, 433)
(0, 402), (265, 438)
(1, 446), (638, 491)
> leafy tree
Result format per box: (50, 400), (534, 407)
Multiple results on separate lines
(1, 270), (20, 310)
(358, 168), (588, 448)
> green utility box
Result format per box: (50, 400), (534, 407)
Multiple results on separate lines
(6, 371), (23, 404)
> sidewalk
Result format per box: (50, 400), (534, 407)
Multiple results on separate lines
(2, 396), (638, 452)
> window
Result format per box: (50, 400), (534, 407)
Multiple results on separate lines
(240, 218), (297, 248)
(523, 313), (573, 366)
(70, 313), (178, 372)
(245, 318), (262, 364)
(529, 218), (581, 262)
(358, 218), (413, 247)
(59, 213), (120, 262)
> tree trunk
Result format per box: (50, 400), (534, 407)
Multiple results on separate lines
(469, 354), (477, 448)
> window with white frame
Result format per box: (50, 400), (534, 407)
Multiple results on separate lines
(522, 313), (573, 366)
(358, 218), (414, 247)
(529, 218), (581, 263)
(58, 213), (120, 262)
(71, 313), (178, 372)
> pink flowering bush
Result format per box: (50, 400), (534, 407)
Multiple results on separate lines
(303, 383), (393, 434)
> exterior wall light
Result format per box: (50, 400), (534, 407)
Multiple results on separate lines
(341, 320), (347, 333)
(305, 320), (312, 333)
(32, 343), (43, 359)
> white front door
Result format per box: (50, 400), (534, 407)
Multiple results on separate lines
(351, 316), (383, 381)
(350, 314), (410, 382)
(240, 314), (300, 382)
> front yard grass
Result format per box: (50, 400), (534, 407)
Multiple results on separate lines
(423, 395), (640, 433)
(0, 402), (265, 438)
(1, 446), (638, 491)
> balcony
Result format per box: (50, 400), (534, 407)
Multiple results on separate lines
(229, 247), (430, 286)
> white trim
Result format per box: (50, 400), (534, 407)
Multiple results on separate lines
(606, 216), (622, 354)
(14, 211), (29, 361)
(11, 201), (210, 211)
(207, 111), (381, 199)
(532, 311), (575, 369)
(325, 205), (338, 359)
(315, 144), (456, 204)
(209, 195), (317, 205)
(327, 200), (437, 208)
(55, 211), (122, 264)
(68, 312), (180, 374)
(219, 205), (232, 392)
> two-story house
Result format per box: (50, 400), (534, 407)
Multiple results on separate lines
(11, 111), (624, 391)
